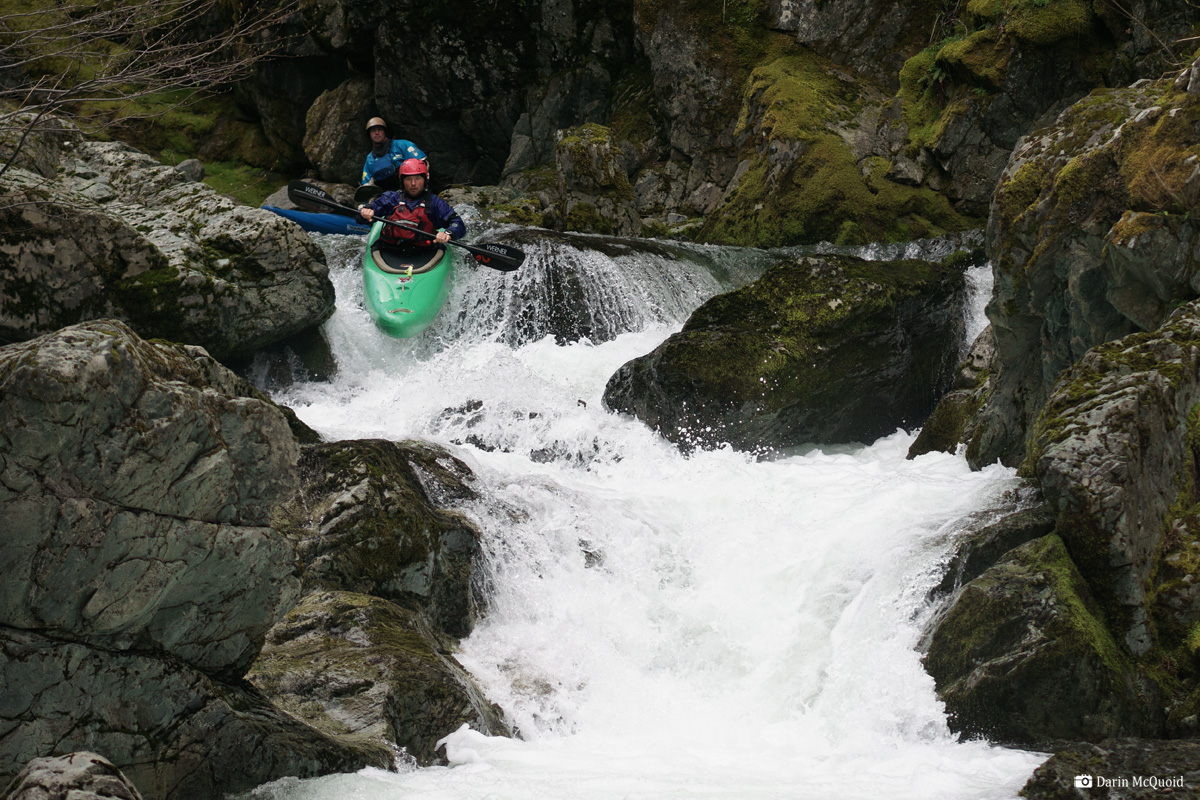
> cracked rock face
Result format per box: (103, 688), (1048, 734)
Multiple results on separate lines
(0, 320), (398, 797)
(0, 319), (302, 677)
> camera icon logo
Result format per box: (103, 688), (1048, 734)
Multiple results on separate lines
(1074, 775), (1094, 788)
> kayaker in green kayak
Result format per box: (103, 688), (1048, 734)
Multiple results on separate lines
(361, 117), (428, 192)
(358, 158), (466, 248)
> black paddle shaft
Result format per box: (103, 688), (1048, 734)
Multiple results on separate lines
(287, 181), (524, 272)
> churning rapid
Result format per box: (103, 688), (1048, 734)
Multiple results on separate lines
(251, 220), (1047, 800)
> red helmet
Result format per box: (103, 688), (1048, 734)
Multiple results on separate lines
(399, 158), (428, 178)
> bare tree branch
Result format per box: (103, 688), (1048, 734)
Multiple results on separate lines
(0, 0), (299, 179)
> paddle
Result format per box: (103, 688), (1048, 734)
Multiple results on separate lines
(288, 180), (524, 272)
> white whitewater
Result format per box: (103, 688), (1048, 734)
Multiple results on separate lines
(253, 228), (1045, 800)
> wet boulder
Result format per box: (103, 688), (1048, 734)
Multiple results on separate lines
(0, 320), (387, 798)
(248, 591), (508, 766)
(0, 118), (334, 361)
(923, 535), (1164, 746)
(603, 250), (969, 452)
(273, 438), (484, 639)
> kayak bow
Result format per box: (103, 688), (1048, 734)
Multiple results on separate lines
(362, 221), (452, 338)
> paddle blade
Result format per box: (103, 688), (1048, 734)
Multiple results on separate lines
(287, 181), (353, 215)
(468, 241), (525, 272)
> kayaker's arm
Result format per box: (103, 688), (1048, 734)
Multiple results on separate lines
(358, 191), (402, 223)
(428, 195), (466, 241)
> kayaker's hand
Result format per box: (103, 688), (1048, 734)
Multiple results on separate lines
(434, 230), (451, 244)
(359, 206), (374, 221)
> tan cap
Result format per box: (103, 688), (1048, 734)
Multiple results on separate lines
(365, 117), (386, 131)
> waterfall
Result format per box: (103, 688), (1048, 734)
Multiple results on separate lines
(252, 226), (1044, 800)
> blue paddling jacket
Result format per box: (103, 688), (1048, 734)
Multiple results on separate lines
(361, 138), (427, 185)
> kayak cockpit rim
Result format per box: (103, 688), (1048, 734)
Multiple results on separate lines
(369, 243), (447, 275)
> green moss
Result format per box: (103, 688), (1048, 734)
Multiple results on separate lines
(937, 27), (1008, 88)
(702, 120), (976, 247)
(1118, 93), (1200, 214)
(565, 201), (614, 235)
(201, 160), (280, 207)
(898, 45), (946, 140)
(1052, 149), (1113, 208)
(1007, 0), (1093, 46)
(734, 53), (858, 141)
(965, 0), (1094, 46)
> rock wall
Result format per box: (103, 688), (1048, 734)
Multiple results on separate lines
(233, 0), (1196, 245)
(969, 71), (1200, 468)
(0, 320), (387, 798)
(919, 58), (1200, 757)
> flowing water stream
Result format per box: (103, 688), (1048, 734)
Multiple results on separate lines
(249, 223), (1047, 800)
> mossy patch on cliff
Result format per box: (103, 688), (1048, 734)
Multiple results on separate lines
(966, 0), (1096, 46)
(700, 50), (976, 247)
(1117, 94), (1200, 214)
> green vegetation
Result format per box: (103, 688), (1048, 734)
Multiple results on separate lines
(700, 50), (977, 247)
(1, 0), (293, 202)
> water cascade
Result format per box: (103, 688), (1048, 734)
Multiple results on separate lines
(252, 226), (1044, 800)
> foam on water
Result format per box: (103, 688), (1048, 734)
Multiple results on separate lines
(256, 231), (1045, 800)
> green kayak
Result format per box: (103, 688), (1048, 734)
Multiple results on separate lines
(362, 221), (452, 338)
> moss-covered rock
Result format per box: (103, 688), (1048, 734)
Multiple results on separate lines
(554, 123), (641, 236)
(924, 534), (1165, 745)
(969, 76), (1200, 468)
(699, 50), (978, 247)
(891, 0), (1129, 218)
(602, 249), (969, 452)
